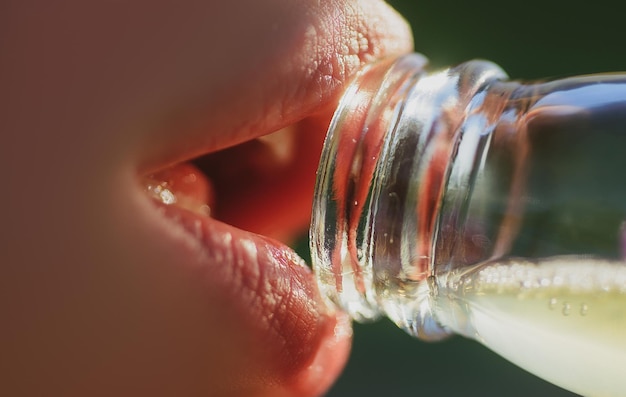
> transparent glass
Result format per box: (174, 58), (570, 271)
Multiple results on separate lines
(310, 53), (626, 396)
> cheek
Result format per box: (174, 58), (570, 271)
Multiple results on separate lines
(0, 177), (274, 396)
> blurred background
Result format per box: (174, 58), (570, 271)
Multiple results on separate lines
(296, 0), (626, 395)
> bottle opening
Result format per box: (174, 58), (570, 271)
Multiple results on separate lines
(310, 53), (506, 338)
(309, 54), (428, 322)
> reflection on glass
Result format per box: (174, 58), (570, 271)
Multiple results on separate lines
(310, 53), (626, 396)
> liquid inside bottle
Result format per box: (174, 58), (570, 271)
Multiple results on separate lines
(310, 53), (626, 397)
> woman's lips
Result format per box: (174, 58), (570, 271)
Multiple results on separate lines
(156, 203), (351, 395)
(141, 129), (351, 396)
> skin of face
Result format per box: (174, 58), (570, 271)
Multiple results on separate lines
(0, 1), (412, 396)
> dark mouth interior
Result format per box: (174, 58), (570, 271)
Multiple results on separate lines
(144, 124), (325, 242)
(191, 131), (295, 219)
(178, 125), (317, 242)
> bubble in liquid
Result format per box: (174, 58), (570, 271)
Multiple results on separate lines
(562, 302), (571, 316)
(580, 303), (589, 316)
(548, 297), (558, 310)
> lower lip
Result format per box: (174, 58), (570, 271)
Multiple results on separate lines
(154, 201), (351, 395)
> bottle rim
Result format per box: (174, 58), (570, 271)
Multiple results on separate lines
(309, 53), (429, 320)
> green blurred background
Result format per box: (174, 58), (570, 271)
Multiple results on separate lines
(296, 0), (626, 395)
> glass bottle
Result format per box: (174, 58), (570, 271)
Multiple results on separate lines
(310, 53), (626, 397)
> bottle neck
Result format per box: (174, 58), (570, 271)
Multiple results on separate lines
(311, 54), (512, 334)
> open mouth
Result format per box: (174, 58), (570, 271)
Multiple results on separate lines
(133, 121), (351, 396)
(142, 125), (316, 242)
